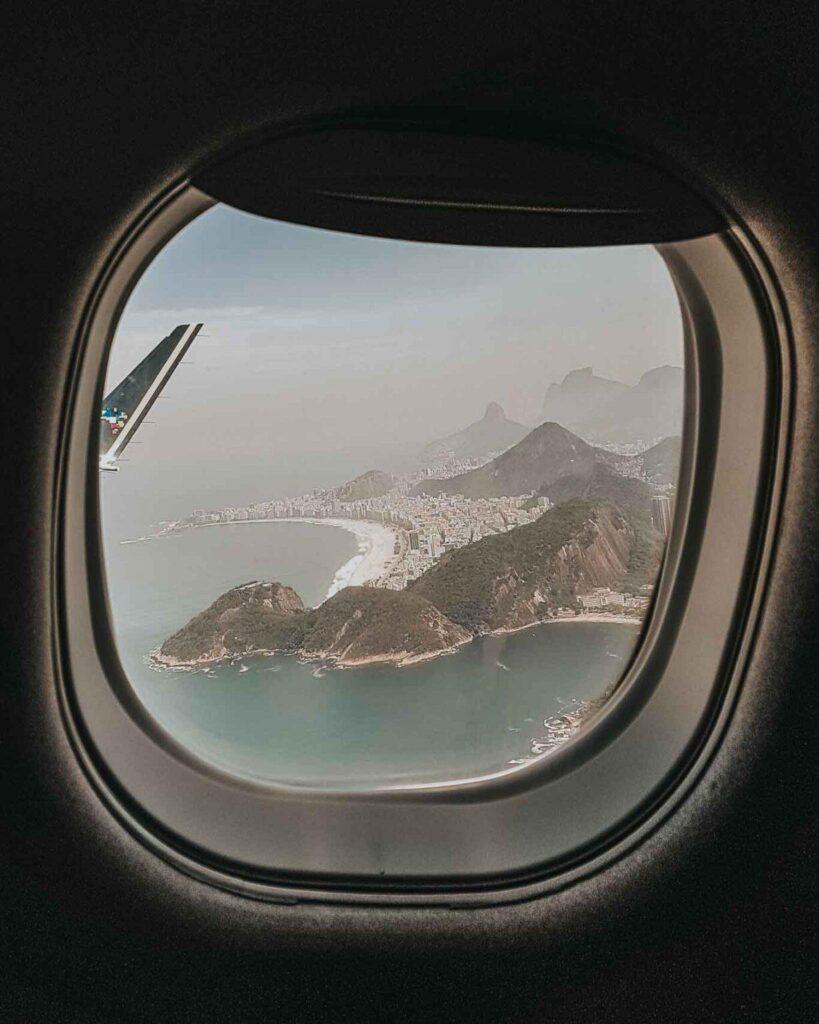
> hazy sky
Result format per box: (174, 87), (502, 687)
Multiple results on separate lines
(107, 204), (683, 500)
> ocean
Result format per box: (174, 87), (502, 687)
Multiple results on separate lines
(100, 461), (640, 788)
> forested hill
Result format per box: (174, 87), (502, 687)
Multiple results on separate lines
(638, 435), (682, 485)
(540, 465), (662, 592)
(411, 498), (640, 633)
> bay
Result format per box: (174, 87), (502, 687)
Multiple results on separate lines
(103, 539), (637, 789)
(100, 461), (639, 788)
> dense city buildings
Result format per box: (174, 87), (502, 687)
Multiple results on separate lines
(168, 428), (677, 604)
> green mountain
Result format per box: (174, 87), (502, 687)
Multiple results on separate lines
(539, 464), (662, 591)
(295, 587), (470, 666)
(156, 581), (306, 667)
(412, 498), (636, 632)
(154, 583), (469, 669)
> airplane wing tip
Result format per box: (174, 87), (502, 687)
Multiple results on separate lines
(99, 322), (203, 469)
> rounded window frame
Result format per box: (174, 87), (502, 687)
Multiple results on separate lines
(56, 171), (790, 906)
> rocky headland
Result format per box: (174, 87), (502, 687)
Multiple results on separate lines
(154, 495), (659, 671)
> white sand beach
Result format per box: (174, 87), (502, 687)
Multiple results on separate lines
(489, 612), (642, 638)
(280, 517), (397, 597)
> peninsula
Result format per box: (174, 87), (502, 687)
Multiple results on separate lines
(154, 496), (660, 670)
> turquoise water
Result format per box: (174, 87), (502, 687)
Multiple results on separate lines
(130, 621), (637, 786)
(101, 508), (639, 787)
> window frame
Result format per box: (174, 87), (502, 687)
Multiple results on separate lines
(55, 174), (789, 906)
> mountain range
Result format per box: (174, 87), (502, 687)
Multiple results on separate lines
(413, 421), (613, 499)
(540, 365), (684, 444)
(156, 407), (677, 670)
(414, 420), (680, 500)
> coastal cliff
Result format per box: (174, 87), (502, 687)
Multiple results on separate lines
(154, 583), (469, 669)
(156, 580), (305, 667)
(154, 497), (652, 670)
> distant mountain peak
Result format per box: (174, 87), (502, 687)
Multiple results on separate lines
(413, 419), (601, 499)
(541, 363), (684, 444)
(637, 365), (684, 387)
(562, 366), (594, 382)
(420, 402), (528, 463)
(482, 401), (506, 421)
(335, 469), (394, 502)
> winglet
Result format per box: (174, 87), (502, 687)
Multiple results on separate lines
(99, 323), (203, 469)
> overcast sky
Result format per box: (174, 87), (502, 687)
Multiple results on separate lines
(107, 204), (683, 494)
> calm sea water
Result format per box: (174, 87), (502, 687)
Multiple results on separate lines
(100, 462), (639, 787)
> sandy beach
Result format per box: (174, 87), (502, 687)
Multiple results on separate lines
(488, 612), (642, 638)
(281, 517), (397, 597)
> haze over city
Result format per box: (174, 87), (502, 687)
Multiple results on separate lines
(108, 204), (684, 500)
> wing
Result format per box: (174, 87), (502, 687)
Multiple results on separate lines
(99, 323), (202, 469)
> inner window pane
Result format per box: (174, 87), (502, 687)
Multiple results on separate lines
(99, 206), (684, 788)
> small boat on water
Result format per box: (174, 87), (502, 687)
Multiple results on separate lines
(239, 664), (249, 674)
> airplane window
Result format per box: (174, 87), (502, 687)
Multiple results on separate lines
(98, 204), (684, 789)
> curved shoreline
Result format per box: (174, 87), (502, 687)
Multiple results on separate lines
(157, 516), (397, 598)
(280, 517), (397, 597)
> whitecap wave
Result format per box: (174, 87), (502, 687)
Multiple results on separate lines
(325, 545), (366, 599)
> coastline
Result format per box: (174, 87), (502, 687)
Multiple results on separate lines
(282, 517), (397, 597)
(158, 515), (397, 597)
(541, 612), (641, 627)
(486, 612), (641, 639)
(152, 612), (640, 672)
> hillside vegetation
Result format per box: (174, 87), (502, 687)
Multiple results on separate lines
(412, 498), (634, 632)
(156, 494), (653, 669)
(540, 464), (663, 592)
(156, 582), (469, 669)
